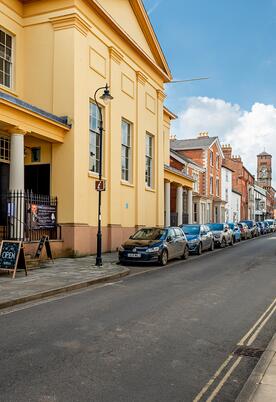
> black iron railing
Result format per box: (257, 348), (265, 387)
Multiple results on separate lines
(0, 191), (60, 241)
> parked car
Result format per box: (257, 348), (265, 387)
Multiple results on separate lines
(118, 227), (189, 266)
(264, 219), (276, 232)
(207, 223), (234, 247)
(238, 222), (251, 240)
(263, 220), (271, 233)
(240, 220), (258, 237)
(180, 224), (214, 255)
(228, 222), (241, 243)
(256, 221), (266, 235)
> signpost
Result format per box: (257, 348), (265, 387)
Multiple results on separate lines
(0, 240), (27, 279)
(34, 235), (53, 261)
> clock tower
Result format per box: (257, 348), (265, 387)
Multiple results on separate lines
(257, 151), (272, 187)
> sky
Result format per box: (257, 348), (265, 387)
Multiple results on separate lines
(143, 0), (276, 186)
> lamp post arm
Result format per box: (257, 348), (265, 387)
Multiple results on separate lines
(93, 86), (106, 122)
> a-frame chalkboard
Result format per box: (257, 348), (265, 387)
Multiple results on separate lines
(35, 236), (53, 262)
(0, 240), (27, 279)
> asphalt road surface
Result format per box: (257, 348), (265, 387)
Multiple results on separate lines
(1, 234), (276, 402)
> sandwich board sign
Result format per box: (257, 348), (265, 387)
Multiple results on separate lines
(0, 240), (27, 279)
(34, 235), (53, 261)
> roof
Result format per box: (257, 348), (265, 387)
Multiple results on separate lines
(170, 149), (205, 172)
(163, 106), (177, 120)
(257, 151), (271, 157)
(164, 164), (194, 181)
(170, 136), (224, 158)
(170, 136), (217, 150)
(0, 91), (70, 128)
(221, 163), (235, 172)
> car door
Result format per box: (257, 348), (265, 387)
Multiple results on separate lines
(174, 227), (186, 256)
(204, 225), (212, 249)
(200, 225), (208, 250)
(166, 228), (177, 259)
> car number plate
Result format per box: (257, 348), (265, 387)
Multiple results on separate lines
(127, 253), (141, 258)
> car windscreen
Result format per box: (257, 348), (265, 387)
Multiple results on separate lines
(208, 224), (224, 231)
(181, 225), (200, 235)
(131, 228), (166, 240)
(241, 220), (253, 228)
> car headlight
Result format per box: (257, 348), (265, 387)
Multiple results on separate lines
(189, 239), (199, 244)
(146, 246), (160, 253)
(119, 246), (125, 252)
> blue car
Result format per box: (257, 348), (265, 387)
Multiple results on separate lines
(228, 223), (241, 243)
(180, 224), (214, 255)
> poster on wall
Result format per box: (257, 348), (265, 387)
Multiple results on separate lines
(31, 204), (57, 229)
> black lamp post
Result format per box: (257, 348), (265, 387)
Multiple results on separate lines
(94, 84), (113, 266)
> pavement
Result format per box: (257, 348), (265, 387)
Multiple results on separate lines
(236, 332), (276, 402)
(0, 252), (129, 309)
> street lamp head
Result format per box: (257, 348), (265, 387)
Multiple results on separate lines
(100, 84), (113, 105)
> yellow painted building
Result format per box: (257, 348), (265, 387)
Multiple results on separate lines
(0, 0), (193, 256)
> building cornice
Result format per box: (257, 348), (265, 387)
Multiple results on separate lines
(109, 46), (124, 64)
(136, 71), (148, 85)
(50, 13), (91, 36)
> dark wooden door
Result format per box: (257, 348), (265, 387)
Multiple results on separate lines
(25, 164), (50, 195)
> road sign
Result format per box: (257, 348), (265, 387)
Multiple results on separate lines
(95, 180), (106, 191)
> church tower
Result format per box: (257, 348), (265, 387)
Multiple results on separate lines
(257, 151), (272, 188)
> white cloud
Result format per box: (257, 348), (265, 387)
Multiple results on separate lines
(147, 0), (162, 15)
(172, 96), (276, 188)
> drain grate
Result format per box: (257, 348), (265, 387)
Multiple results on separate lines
(233, 345), (264, 358)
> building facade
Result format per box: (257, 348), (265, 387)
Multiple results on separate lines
(171, 132), (225, 223)
(254, 184), (266, 222)
(0, 0), (178, 256)
(221, 165), (232, 222)
(256, 151), (275, 219)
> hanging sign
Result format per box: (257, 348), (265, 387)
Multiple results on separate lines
(34, 235), (53, 261)
(0, 240), (27, 279)
(95, 180), (106, 191)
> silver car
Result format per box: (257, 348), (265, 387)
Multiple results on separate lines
(207, 223), (234, 248)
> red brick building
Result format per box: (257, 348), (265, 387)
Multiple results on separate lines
(256, 151), (275, 219)
(222, 145), (255, 220)
(171, 132), (225, 223)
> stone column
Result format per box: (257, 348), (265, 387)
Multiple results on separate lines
(9, 128), (25, 240)
(176, 186), (183, 225)
(188, 189), (193, 224)
(165, 181), (171, 226)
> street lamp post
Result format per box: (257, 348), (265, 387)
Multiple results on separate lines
(94, 84), (113, 266)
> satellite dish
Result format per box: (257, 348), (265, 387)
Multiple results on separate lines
(166, 77), (209, 84)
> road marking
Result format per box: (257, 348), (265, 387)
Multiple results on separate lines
(206, 357), (242, 402)
(193, 297), (276, 401)
(238, 297), (276, 345)
(193, 355), (234, 402)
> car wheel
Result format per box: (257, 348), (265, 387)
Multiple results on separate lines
(209, 240), (215, 251)
(230, 236), (234, 246)
(182, 245), (189, 260)
(159, 249), (168, 266)
(221, 238), (226, 248)
(197, 243), (202, 255)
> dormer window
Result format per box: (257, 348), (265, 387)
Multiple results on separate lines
(0, 29), (13, 89)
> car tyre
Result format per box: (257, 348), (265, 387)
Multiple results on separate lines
(221, 238), (226, 248)
(197, 243), (202, 255)
(159, 249), (168, 266)
(209, 240), (215, 251)
(182, 245), (189, 260)
(230, 236), (234, 246)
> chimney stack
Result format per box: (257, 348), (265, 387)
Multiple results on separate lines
(198, 131), (209, 138)
(222, 144), (232, 159)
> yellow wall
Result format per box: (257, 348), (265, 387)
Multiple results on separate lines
(0, 0), (172, 239)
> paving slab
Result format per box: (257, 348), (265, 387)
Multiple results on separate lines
(0, 253), (129, 309)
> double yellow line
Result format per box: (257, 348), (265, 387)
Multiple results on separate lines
(193, 297), (276, 402)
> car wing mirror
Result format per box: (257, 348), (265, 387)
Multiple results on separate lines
(167, 235), (173, 242)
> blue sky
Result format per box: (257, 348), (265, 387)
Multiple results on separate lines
(143, 0), (276, 183)
(144, 0), (276, 111)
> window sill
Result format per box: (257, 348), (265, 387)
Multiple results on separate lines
(145, 186), (156, 193)
(121, 180), (134, 188)
(88, 171), (107, 180)
(0, 85), (18, 97)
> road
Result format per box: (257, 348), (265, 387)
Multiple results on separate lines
(0, 234), (276, 402)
